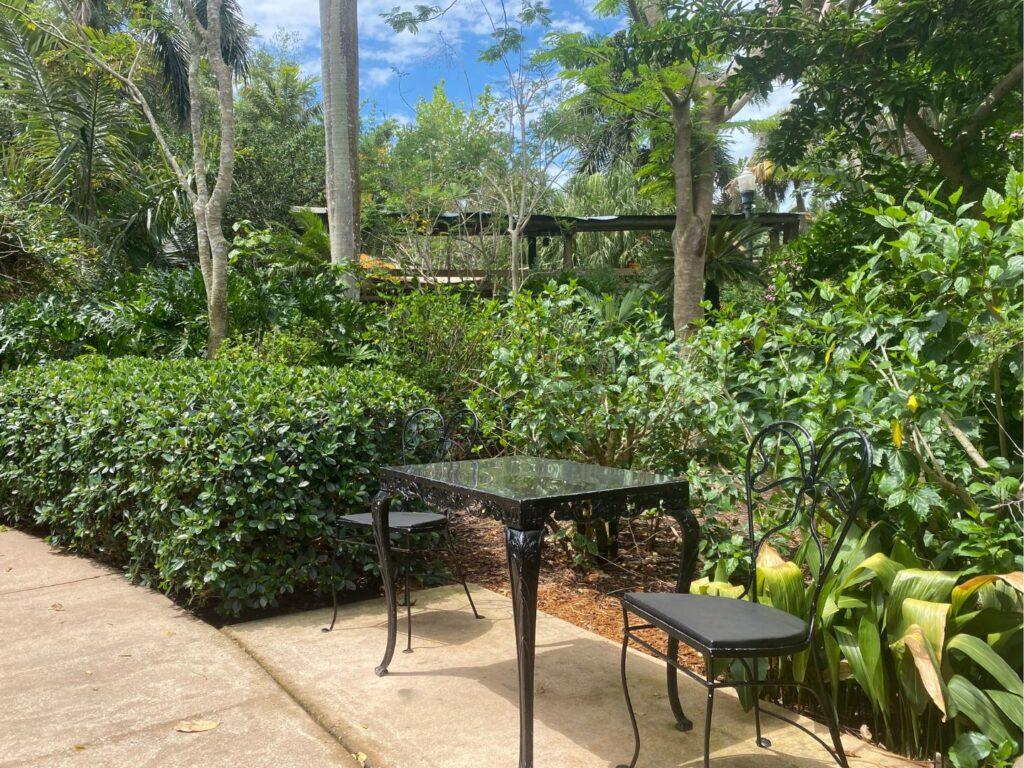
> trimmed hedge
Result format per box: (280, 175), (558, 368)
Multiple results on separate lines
(0, 356), (428, 615)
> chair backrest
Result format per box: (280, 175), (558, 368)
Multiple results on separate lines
(441, 408), (480, 462)
(400, 407), (479, 464)
(743, 422), (873, 630)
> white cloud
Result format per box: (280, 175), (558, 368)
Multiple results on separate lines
(365, 66), (396, 86)
(238, 0), (529, 78)
(550, 15), (593, 34)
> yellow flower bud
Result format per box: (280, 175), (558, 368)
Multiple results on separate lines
(907, 394), (919, 413)
(891, 421), (903, 448)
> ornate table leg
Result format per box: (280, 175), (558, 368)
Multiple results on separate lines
(371, 489), (397, 677)
(665, 504), (700, 732)
(505, 527), (544, 768)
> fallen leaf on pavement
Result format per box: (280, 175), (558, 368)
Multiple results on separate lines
(175, 720), (219, 733)
(50, 603), (64, 611)
(352, 752), (368, 767)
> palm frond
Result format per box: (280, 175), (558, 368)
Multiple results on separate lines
(149, 23), (191, 127)
(0, 7), (66, 144)
(194, 0), (250, 79)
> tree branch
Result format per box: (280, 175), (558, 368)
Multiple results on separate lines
(940, 412), (990, 470)
(954, 61), (1024, 152)
(904, 109), (978, 194)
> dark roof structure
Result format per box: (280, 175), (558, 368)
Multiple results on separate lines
(295, 206), (804, 241)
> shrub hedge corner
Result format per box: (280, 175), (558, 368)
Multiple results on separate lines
(0, 356), (429, 615)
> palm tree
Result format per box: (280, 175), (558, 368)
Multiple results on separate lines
(319, 0), (359, 295)
(652, 218), (766, 313)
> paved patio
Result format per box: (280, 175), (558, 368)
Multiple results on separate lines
(0, 530), (357, 768)
(226, 584), (913, 768)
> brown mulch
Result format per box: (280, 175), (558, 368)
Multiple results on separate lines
(446, 511), (704, 671)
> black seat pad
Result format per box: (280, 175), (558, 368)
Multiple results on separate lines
(623, 592), (808, 654)
(338, 511), (448, 532)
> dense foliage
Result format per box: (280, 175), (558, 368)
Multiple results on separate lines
(0, 222), (379, 370)
(0, 356), (428, 614)
(0, 0), (1019, 762)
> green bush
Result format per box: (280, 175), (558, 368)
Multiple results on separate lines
(0, 222), (383, 371)
(470, 283), (727, 472)
(690, 173), (1023, 576)
(0, 356), (428, 614)
(0, 186), (98, 297)
(379, 288), (505, 402)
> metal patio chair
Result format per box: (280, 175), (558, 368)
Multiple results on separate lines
(616, 422), (872, 768)
(323, 407), (483, 644)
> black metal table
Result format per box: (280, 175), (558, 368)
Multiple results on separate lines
(368, 456), (699, 768)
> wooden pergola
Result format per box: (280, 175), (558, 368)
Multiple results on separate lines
(414, 211), (805, 269)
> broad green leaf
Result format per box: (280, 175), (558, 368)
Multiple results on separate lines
(947, 731), (992, 768)
(885, 569), (958, 630)
(835, 622), (885, 710)
(948, 675), (1013, 744)
(947, 634), (1022, 695)
(986, 690), (1024, 730)
(757, 544), (805, 617)
(896, 598), (950, 665)
(844, 551), (903, 591)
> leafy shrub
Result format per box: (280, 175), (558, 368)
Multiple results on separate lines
(470, 283), (729, 471)
(690, 173), (1023, 576)
(0, 186), (98, 297)
(379, 288), (505, 402)
(0, 222), (383, 370)
(700, 531), (1023, 765)
(0, 356), (429, 614)
(0, 268), (209, 369)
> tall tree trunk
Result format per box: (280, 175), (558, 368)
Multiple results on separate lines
(669, 98), (719, 337)
(201, 0), (235, 357)
(672, 219), (707, 334)
(179, 0), (233, 357)
(509, 228), (523, 292)
(320, 0), (360, 298)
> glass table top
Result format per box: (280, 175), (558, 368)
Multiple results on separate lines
(381, 455), (686, 506)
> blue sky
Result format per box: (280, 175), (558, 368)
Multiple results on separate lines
(237, 0), (792, 172)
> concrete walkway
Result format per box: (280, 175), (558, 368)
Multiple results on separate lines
(0, 530), (357, 768)
(226, 584), (914, 768)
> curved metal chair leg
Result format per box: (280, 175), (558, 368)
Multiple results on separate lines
(403, 536), (414, 654)
(753, 690), (770, 748)
(666, 638), (694, 731)
(445, 527), (483, 619)
(323, 547), (339, 633)
(615, 617), (641, 768)
(738, 657), (770, 748)
(809, 646), (849, 768)
(703, 657), (715, 768)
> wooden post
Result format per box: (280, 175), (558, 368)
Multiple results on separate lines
(562, 233), (575, 270)
(527, 236), (538, 269)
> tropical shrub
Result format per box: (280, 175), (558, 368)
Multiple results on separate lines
(0, 268), (209, 368)
(379, 288), (505, 402)
(0, 187), (98, 296)
(689, 173), (1023, 576)
(708, 530), (1023, 766)
(0, 356), (428, 615)
(470, 283), (732, 471)
(0, 222), (383, 370)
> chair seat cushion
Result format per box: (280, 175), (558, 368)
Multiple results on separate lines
(623, 592), (808, 655)
(338, 511), (448, 532)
